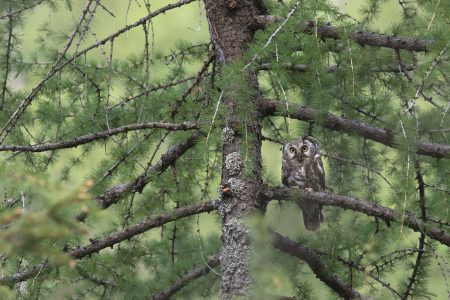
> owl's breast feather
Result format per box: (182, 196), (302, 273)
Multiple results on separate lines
(290, 166), (305, 187)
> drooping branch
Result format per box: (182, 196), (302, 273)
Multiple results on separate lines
(302, 21), (433, 52)
(151, 255), (220, 300)
(0, 0), (196, 144)
(0, 121), (199, 152)
(264, 101), (450, 159)
(272, 231), (364, 299)
(96, 131), (201, 208)
(0, 121), (199, 153)
(263, 186), (450, 247)
(0, 200), (218, 285)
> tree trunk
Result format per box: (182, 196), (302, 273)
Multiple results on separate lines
(203, 0), (265, 298)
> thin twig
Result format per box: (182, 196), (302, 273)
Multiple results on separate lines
(0, 15), (13, 110)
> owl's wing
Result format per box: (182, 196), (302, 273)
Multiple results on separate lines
(281, 159), (290, 186)
(315, 156), (325, 191)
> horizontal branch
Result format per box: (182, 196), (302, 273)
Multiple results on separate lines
(258, 62), (416, 73)
(272, 231), (364, 299)
(151, 255), (220, 300)
(263, 186), (450, 247)
(302, 21), (433, 52)
(264, 101), (450, 159)
(0, 262), (51, 285)
(254, 17), (433, 52)
(0, 200), (218, 285)
(0, 121), (199, 153)
(96, 131), (201, 208)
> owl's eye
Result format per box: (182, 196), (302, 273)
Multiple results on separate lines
(289, 147), (297, 154)
(301, 145), (308, 152)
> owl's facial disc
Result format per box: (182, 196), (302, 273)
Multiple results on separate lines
(300, 140), (315, 157)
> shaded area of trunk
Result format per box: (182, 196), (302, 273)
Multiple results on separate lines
(204, 0), (265, 298)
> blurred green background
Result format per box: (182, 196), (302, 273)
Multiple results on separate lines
(5, 0), (447, 298)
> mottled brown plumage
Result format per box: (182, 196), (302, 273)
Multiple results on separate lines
(282, 136), (325, 230)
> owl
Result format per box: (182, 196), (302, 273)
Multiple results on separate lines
(282, 136), (325, 231)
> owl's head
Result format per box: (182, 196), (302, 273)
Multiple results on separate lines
(283, 136), (320, 160)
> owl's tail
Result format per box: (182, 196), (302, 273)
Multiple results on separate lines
(301, 199), (323, 231)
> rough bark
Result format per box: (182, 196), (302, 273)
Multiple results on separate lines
(204, 1), (265, 298)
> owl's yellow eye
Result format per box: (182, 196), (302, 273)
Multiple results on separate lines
(289, 147), (297, 154)
(301, 145), (308, 152)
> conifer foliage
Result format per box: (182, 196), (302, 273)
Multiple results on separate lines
(0, 0), (450, 298)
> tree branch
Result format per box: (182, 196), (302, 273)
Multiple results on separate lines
(71, 200), (217, 258)
(96, 131), (201, 208)
(0, 200), (218, 285)
(0, 15), (13, 110)
(272, 231), (365, 299)
(0, 0), (96, 144)
(0, 121), (199, 153)
(253, 18), (433, 51)
(0, 0), (46, 21)
(263, 186), (450, 247)
(0, 0), (196, 144)
(150, 255), (220, 300)
(109, 76), (197, 110)
(402, 160), (427, 299)
(258, 62), (416, 74)
(336, 256), (402, 298)
(264, 101), (450, 159)
(302, 21), (433, 52)
(0, 262), (51, 285)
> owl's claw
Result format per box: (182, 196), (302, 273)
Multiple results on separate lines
(305, 187), (313, 192)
